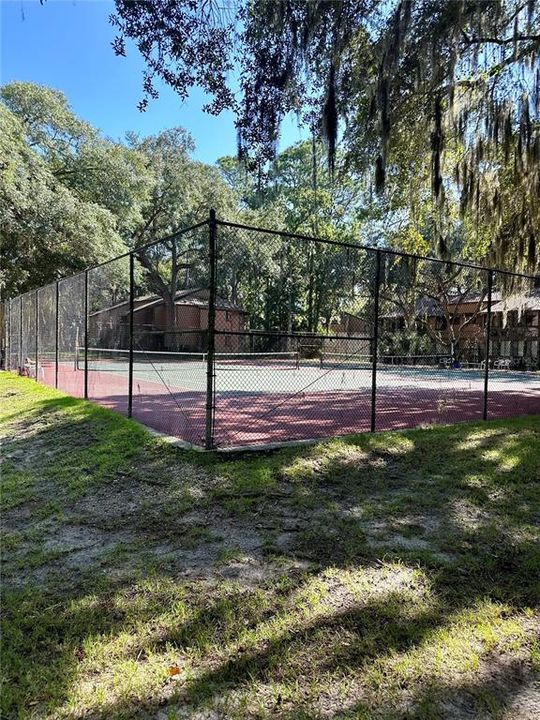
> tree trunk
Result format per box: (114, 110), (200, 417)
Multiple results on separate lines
(307, 247), (314, 332)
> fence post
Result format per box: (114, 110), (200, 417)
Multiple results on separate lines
(128, 252), (134, 418)
(6, 300), (10, 371)
(205, 209), (217, 450)
(35, 291), (39, 382)
(55, 281), (59, 389)
(19, 295), (23, 372)
(84, 270), (89, 400)
(371, 250), (382, 432)
(483, 269), (493, 421)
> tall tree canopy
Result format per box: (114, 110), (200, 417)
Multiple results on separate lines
(126, 126), (240, 331)
(0, 83), (142, 296)
(2, 82), (153, 238)
(111, 0), (540, 272)
(219, 139), (366, 236)
(218, 140), (373, 333)
(0, 82), (236, 299)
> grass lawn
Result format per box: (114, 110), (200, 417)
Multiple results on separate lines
(1, 373), (539, 720)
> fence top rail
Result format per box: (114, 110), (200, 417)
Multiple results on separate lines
(4, 214), (540, 303)
(37, 281), (61, 293)
(216, 218), (540, 281)
(4, 220), (211, 302)
(89, 220), (210, 273)
(146, 219), (209, 250)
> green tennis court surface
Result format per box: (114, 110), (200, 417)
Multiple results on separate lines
(73, 347), (540, 395)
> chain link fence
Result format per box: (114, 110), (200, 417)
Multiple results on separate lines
(87, 255), (131, 415)
(3, 213), (539, 448)
(20, 291), (37, 379)
(375, 252), (490, 430)
(57, 274), (86, 398)
(37, 283), (57, 388)
(7, 295), (21, 371)
(211, 222), (377, 446)
(130, 224), (210, 444)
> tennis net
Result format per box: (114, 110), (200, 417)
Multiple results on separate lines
(77, 348), (300, 372)
(319, 353), (456, 370)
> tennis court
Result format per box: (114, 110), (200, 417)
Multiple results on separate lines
(35, 347), (539, 447)
(76, 347), (538, 392)
(5, 215), (540, 449)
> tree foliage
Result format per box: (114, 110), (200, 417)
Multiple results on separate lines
(0, 82), (239, 303)
(0, 91), (127, 297)
(216, 141), (374, 334)
(125, 127), (241, 332)
(111, 0), (540, 271)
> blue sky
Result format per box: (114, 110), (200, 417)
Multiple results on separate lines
(1, 0), (306, 164)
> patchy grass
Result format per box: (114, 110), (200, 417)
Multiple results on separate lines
(1, 372), (539, 720)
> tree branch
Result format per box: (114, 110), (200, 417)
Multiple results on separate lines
(460, 31), (540, 46)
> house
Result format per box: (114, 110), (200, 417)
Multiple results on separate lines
(89, 288), (248, 352)
(487, 289), (540, 369)
(379, 289), (540, 369)
(326, 311), (372, 356)
(380, 294), (493, 360)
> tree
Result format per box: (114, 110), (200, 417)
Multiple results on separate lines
(1, 81), (254, 338)
(2, 81), (153, 238)
(110, 0), (540, 272)
(380, 224), (489, 360)
(127, 128), (240, 339)
(217, 140), (372, 334)
(0, 103), (125, 297)
(0, 82), (155, 297)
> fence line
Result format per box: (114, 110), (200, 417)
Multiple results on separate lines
(205, 209), (217, 449)
(3, 211), (539, 449)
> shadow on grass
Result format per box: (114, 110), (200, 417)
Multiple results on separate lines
(1, 378), (539, 719)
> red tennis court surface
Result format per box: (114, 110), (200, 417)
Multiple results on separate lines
(40, 364), (540, 449)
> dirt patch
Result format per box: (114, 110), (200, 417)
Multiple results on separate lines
(438, 648), (540, 720)
(450, 499), (493, 531)
(368, 533), (433, 550)
(44, 524), (107, 553)
(3, 489), (291, 589)
(502, 682), (540, 720)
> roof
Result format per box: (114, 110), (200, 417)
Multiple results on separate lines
(381, 292), (501, 319)
(381, 297), (445, 319)
(133, 288), (245, 314)
(90, 288), (245, 317)
(87, 293), (155, 315)
(488, 289), (540, 313)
